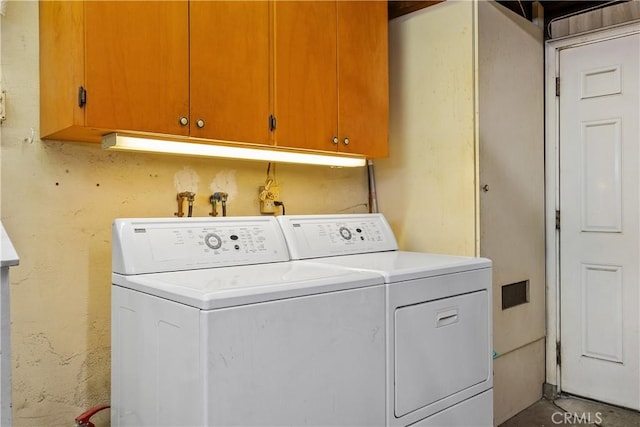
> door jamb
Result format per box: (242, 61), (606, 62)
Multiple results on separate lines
(544, 22), (640, 392)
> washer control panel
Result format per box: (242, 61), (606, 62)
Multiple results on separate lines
(113, 217), (289, 275)
(148, 224), (272, 260)
(278, 214), (398, 259)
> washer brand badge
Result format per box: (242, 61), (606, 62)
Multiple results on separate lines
(134, 228), (147, 233)
(293, 224), (301, 227)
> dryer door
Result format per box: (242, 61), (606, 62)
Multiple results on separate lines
(394, 289), (490, 417)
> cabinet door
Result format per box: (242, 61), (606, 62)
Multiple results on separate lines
(40, 1), (86, 140)
(85, 1), (190, 136)
(190, 1), (271, 144)
(337, 1), (389, 158)
(274, 1), (338, 152)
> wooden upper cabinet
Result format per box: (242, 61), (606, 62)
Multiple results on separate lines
(273, 0), (388, 157)
(40, 1), (190, 142)
(274, 1), (338, 152)
(40, 0), (387, 158)
(40, 0), (269, 145)
(85, 1), (189, 136)
(337, 1), (389, 158)
(39, 1), (86, 141)
(190, 1), (271, 144)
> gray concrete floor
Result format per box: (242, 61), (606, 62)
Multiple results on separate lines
(499, 396), (640, 427)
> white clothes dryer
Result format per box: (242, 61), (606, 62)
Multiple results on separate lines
(111, 216), (386, 427)
(278, 214), (494, 427)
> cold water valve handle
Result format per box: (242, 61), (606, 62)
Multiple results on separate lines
(209, 194), (218, 217)
(74, 404), (110, 427)
(212, 192), (228, 217)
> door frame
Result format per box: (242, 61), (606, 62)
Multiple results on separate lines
(544, 22), (640, 392)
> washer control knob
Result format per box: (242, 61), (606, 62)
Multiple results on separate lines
(204, 233), (222, 250)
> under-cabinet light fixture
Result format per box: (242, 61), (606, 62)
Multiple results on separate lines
(102, 133), (366, 167)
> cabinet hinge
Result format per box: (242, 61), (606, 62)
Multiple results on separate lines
(555, 77), (560, 97)
(78, 86), (87, 108)
(269, 114), (276, 131)
(556, 341), (561, 366)
(555, 209), (561, 230)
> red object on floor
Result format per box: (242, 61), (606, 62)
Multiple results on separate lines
(74, 405), (110, 427)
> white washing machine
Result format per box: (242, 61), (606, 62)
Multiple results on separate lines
(278, 214), (494, 427)
(111, 216), (386, 427)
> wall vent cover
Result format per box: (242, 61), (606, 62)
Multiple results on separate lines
(502, 280), (529, 310)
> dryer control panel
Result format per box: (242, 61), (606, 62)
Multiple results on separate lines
(113, 217), (289, 275)
(278, 214), (398, 259)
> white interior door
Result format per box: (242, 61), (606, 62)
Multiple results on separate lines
(559, 33), (640, 410)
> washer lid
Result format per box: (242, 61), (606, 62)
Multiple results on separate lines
(112, 261), (383, 309)
(297, 251), (491, 283)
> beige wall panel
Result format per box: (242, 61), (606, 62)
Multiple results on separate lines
(569, 9), (603, 34)
(493, 338), (545, 425)
(478, 1), (546, 355)
(550, 19), (570, 38)
(0, 2), (368, 424)
(602, 1), (640, 27)
(550, 1), (640, 39)
(377, 1), (476, 256)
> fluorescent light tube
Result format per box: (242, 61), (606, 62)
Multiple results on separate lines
(102, 133), (366, 167)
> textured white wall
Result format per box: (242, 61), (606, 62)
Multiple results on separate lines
(377, 1), (477, 256)
(0, 2), (369, 425)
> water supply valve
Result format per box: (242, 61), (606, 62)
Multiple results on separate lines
(176, 192), (195, 217)
(210, 192), (228, 217)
